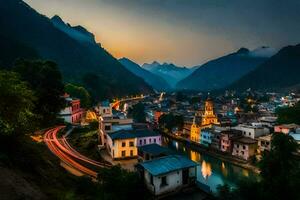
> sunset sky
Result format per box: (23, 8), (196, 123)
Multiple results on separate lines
(24, 0), (300, 67)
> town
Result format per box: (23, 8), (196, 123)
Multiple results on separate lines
(52, 90), (300, 198)
(1, 1), (300, 200)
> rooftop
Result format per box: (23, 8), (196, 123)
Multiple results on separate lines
(108, 129), (160, 140)
(258, 134), (272, 141)
(276, 123), (300, 129)
(234, 137), (257, 144)
(139, 155), (198, 176)
(138, 144), (172, 156)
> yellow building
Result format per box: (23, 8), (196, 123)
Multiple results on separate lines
(190, 96), (219, 142)
(106, 131), (138, 160)
(190, 117), (201, 142)
(201, 97), (220, 127)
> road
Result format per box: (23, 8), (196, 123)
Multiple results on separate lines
(44, 126), (112, 178)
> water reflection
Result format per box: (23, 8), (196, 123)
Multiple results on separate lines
(201, 160), (212, 180)
(221, 162), (228, 177)
(163, 136), (258, 193)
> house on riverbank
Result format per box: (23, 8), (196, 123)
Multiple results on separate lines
(137, 155), (198, 196)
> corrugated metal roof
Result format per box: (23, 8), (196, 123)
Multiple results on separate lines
(138, 144), (171, 156)
(108, 129), (160, 140)
(139, 155), (198, 176)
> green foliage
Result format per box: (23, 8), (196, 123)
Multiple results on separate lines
(276, 102), (300, 124)
(158, 113), (184, 132)
(128, 102), (146, 123)
(217, 133), (300, 200)
(259, 133), (300, 200)
(14, 59), (65, 128)
(0, 70), (36, 136)
(98, 165), (149, 200)
(89, 120), (99, 131)
(65, 83), (91, 108)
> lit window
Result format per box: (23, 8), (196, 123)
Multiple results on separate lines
(129, 141), (134, 147)
(122, 142), (126, 147)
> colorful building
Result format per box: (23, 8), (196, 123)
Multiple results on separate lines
(201, 97), (220, 127)
(220, 130), (242, 153)
(106, 131), (137, 159)
(190, 117), (200, 142)
(137, 155), (198, 196)
(232, 137), (257, 160)
(106, 129), (161, 160)
(59, 94), (85, 124)
(274, 124), (300, 134)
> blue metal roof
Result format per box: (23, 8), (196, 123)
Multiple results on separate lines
(138, 144), (171, 156)
(108, 129), (160, 140)
(139, 155), (198, 176)
(108, 130), (136, 140)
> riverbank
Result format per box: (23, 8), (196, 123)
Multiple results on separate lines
(161, 131), (260, 174)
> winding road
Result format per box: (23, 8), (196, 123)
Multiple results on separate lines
(44, 126), (112, 178)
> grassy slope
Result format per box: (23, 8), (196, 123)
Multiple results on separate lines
(0, 135), (100, 200)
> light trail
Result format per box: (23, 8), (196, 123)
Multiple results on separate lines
(44, 126), (112, 178)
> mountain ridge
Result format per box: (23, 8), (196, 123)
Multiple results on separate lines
(119, 57), (171, 91)
(0, 0), (153, 99)
(176, 47), (275, 91)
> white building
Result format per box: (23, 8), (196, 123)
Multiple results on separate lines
(138, 155), (198, 196)
(232, 124), (269, 139)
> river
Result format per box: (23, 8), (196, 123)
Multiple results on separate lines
(162, 136), (258, 193)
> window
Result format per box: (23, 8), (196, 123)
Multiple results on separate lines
(241, 151), (244, 155)
(129, 141), (134, 147)
(154, 138), (156, 143)
(149, 138), (152, 143)
(144, 139), (146, 144)
(122, 142), (126, 147)
(237, 144), (239, 148)
(236, 150), (239, 153)
(105, 125), (111, 131)
(161, 176), (168, 187)
(249, 132), (251, 136)
(139, 140), (142, 145)
(130, 150), (134, 156)
(243, 145), (246, 150)
(122, 150), (126, 157)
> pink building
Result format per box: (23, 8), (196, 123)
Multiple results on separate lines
(232, 137), (257, 160)
(60, 94), (85, 124)
(274, 124), (299, 134)
(220, 130), (242, 153)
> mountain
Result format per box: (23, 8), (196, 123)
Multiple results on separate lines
(0, 0), (152, 100)
(142, 61), (194, 88)
(177, 47), (275, 91)
(119, 58), (170, 91)
(228, 44), (300, 92)
(51, 15), (96, 45)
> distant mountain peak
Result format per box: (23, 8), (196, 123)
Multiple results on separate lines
(236, 47), (250, 54)
(51, 15), (64, 24)
(250, 46), (277, 58)
(152, 61), (160, 65)
(50, 15), (96, 44)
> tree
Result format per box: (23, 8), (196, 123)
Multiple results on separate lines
(276, 102), (300, 124)
(14, 59), (65, 127)
(128, 102), (146, 123)
(259, 133), (300, 200)
(0, 70), (36, 136)
(65, 83), (91, 108)
(97, 166), (149, 200)
(217, 133), (300, 200)
(158, 113), (184, 132)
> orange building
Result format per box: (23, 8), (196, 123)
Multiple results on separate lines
(201, 97), (220, 127)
